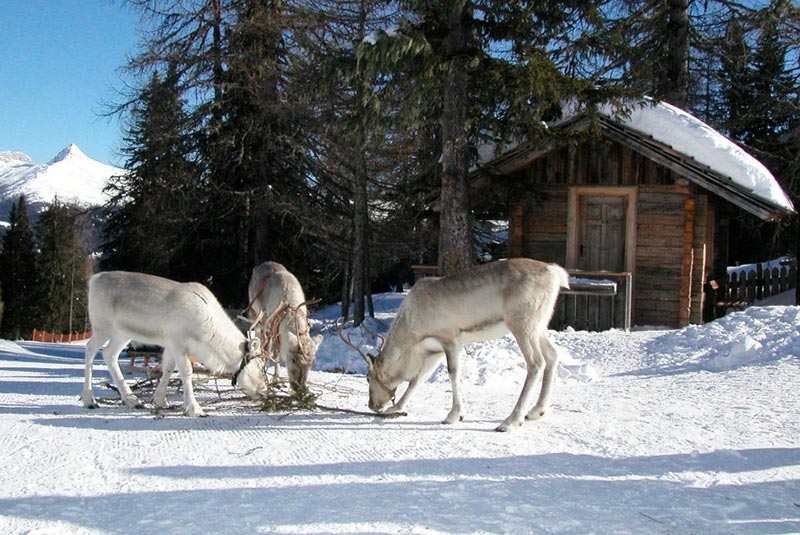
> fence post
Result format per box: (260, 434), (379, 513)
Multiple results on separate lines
(746, 271), (757, 303)
(756, 263), (763, 300)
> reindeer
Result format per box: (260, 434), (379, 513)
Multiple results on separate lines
(247, 261), (322, 392)
(342, 258), (569, 432)
(81, 271), (271, 417)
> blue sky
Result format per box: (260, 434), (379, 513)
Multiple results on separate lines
(0, 1), (140, 166)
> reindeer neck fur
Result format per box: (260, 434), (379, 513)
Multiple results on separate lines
(174, 282), (247, 375)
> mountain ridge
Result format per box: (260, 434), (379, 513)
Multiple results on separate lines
(0, 144), (124, 225)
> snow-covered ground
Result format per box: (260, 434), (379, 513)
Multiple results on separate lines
(0, 294), (798, 535)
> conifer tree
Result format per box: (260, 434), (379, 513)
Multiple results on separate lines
(0, 196), (39, 339)
(356, 0), (629, 276)
(103, 65), (197, 279)
(35, 200), (87, 334)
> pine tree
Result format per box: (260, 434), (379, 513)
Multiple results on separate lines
(716, 1), (800, 264)
(35, 200), (87, 334)
(0, 196), (39, 339)
(356, 1), (629, 276)
(103, 65), (197, 278)
(299, 0), (413, 324)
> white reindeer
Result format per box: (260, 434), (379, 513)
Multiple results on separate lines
(81, 271), (269, 417)
(344, 258), (569, 432)
(247, 261), (322, 392)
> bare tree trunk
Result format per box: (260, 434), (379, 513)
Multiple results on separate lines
(352, 153), (369, 326)
(211, 0), (223, 109)
(341, 259), (352, 322)
(351, 0), (372, 326)
(365, 233), (375, 318)
(439, 0), (474, 277)
(665, 0), (689, 108)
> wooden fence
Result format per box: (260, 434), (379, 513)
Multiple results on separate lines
(705, 257), (797, 320)
(30, 329), (93, 343)
(553, 271), (633, 332)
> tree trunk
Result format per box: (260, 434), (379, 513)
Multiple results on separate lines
(211, 0), (223, 109)
(351, 0), (372, 326)
(665, 0), (689, 108)
(341, 258), (352, 322)
(352, 153), (369, 326)
(439, 0), (474, 276)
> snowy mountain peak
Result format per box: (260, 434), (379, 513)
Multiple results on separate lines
(0, 150), (33, 165)
(48, 143), (86, 164)
(0, 145), (125, 223)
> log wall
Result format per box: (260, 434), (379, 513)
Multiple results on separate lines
(505, 136), (714, 328)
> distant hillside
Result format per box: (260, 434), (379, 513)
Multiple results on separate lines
(0, 144), (125, 225)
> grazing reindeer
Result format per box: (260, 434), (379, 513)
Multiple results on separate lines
(343, 258), (569, 432)
(81, 271), (269, 417)
(247, 261), (322, 392)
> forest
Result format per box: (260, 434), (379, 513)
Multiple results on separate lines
(1, 0), (799, 339)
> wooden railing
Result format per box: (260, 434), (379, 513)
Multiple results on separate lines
(553, 271), (633, 332)
(705, 257), (796, 320)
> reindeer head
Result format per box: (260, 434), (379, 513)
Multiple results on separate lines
(231, 311), (270, 400)
(235, 354), (271, 400)
(285, 330), (322, 392)
(337, 319), (394, 412)
(366, 361), (397, 411)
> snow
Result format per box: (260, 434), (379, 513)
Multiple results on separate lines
(728, 255), (794, 276)
(1, 293), (799, 534)
(0, 144), (124, 220)
(594, 99), (795, 213)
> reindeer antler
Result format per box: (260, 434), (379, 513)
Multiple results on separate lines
(247, 309), (265, 332)
(264, 299), (289, 326)
(336, 317), (374, 370)
(296, 297), (322, 309)
(361, 321), (386, 352)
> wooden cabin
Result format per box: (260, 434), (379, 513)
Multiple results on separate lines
(470, 100), (795, 329)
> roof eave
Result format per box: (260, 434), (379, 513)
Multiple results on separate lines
(473, 115), (794, 222)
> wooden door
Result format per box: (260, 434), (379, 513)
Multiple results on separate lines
(578, 195), (627, 272)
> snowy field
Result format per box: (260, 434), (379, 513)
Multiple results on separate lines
(0, 292), (798, 535)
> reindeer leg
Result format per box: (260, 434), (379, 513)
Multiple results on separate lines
(101, 337), (142, 409)
(175, 352), (205, 417)
(526, 332), (559, 421)
(388, 352), (442, 414)
(153, 349), (175, 409)
(82, 333), (106, 408)
(271, 354), (281, 385)
(498, 324), (543, 432)
(442, 343), (465, 425)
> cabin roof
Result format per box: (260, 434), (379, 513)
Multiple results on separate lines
(476, 99), (795, 221)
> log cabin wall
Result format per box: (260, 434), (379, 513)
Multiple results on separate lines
(504, 137), (715, 328)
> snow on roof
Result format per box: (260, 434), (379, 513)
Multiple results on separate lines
(594, 99), (795, 213)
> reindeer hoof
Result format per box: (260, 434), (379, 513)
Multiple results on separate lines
(122, 396), (144, 409)
(496, 420), (523, 432)
(442, 414), (464, 425)
(526, 408), (547, 421)
(184, 405), (207, 417)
